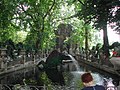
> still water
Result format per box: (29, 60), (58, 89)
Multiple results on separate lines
(0, 58), (119, 89)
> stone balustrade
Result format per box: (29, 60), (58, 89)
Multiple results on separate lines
(0, 49), (52, 72)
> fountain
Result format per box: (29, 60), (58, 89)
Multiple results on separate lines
(0, 50), (119, 89)
(63, 54), (118, 90)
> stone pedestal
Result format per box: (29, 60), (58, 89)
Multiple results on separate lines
(0, 49), (7, 69)
(20, 50), (26, 64)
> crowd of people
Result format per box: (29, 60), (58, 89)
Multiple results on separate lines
(77, 42), (120, 67)
(89, 42), (120, 59)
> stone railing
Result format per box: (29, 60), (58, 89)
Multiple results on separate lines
(0, 49), (52, 73)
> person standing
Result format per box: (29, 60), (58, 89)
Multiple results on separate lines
(81, 72), (105, 90)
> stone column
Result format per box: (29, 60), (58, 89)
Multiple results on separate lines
(20, 50), (26, 64)
(0, 49), (7, 70)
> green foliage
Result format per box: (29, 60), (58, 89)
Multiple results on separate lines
(0, 25), (23, 43)
(0, 0), (105, 50)
(0, 0), (57, 49)
(0, 0), (16, 29)
(75, 0), (120, 57)
(40, 72), (53, 90)
(78, 0), (120, 32)
(24, 78), (37, 85)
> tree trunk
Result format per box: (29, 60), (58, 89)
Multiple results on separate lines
(36, 31), (43, 50)
(85, 25), (88, 60)
(103, 24), (110, 58)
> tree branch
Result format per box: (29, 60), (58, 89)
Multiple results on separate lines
(43, 0), (55, 19)
(54, 11), (82, 22)
(77, 0), (85, 6)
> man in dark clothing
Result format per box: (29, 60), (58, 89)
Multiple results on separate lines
(81, 72), (105, 90)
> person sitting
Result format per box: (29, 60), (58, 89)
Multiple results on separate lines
(81, 72), (105, 90)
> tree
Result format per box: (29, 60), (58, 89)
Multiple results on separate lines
(76, 0), (120, 58)
(0, 0), (101, 51)
(0, 0), (56, 50)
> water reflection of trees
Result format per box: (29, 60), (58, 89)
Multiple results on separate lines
(0, 67), (83, 89)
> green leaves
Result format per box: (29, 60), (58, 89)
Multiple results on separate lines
(0, 0), (107, 50)
(79, 0), (120, 31)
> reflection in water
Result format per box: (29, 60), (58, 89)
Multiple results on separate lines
(0, 57), (119, 88)
(0, 67), (44, 86)
(45, 69), (65, 85)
